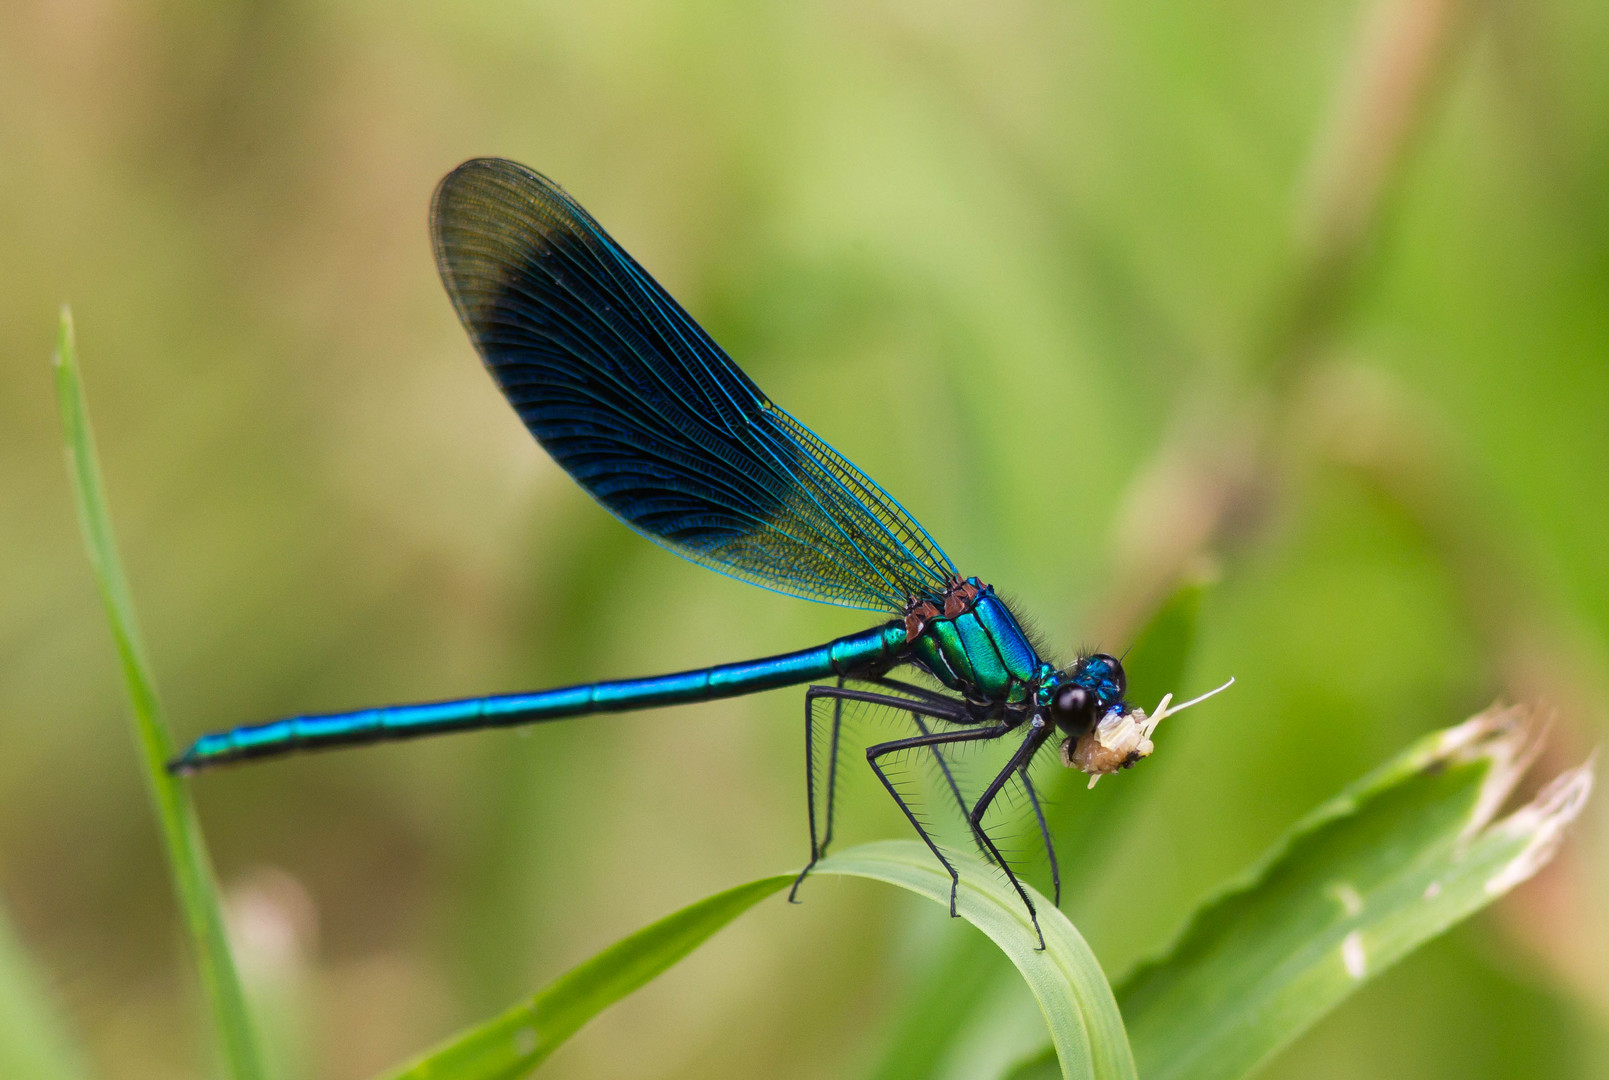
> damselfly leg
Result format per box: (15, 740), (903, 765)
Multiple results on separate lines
(964, 715), (1058, 949)
(790, 684), (1011, 913)
(795, 678), (978, 887)
(1020, 769), (1061, 906)
(793, 677), (848, 905)
(861, 675), (984, 851)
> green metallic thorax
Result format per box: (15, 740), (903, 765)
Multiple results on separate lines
(908, 580), (1042, 703)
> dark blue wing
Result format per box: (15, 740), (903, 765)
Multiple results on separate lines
(430, 158), (955, 612)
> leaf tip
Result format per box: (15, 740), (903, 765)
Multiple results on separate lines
(1483, 750), (1595, 897)
(1424, 702), (1546, 839)
(54, 304), (75, 369)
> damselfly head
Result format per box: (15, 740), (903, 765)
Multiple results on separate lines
(1047, 653), (1128, 737)
(1060, 676), (1236, 788)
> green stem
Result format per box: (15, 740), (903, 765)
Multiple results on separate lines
(54, 307), (267, 1080)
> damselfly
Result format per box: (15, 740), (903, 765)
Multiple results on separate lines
(173, 159), (1231, 945)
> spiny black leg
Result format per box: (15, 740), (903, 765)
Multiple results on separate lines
(868, 675), (960, 708)
(900, 693), (1010, 864)
(968, 719), (1056, 950)
(907, 712), (974, 850)
(1021, 770), (1061, 908)
(808, 684), (972, 721)
(790, 678), (848, 904)
(820, 677), (847, 853)
(794, 685), (978, 901)
(871, 673), (995, 846)
(863, 717), (1013, 916)
(790, 685), (1006, 912)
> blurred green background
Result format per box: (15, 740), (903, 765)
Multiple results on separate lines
(3, 0), (1607, 1077)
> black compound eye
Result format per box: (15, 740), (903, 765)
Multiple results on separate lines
(1090, 653), (1127, 696)
(1050, 684), (1101, 736)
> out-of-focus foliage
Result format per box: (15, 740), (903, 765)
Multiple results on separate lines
(2, 1), (1607, 1078)
(0, 902), (90, 1080)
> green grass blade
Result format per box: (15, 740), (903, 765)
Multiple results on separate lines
(382, 875), (796, 1080)
(53, 308), (267, 1080)
(820, 842), (1135, 1080)
(382, 841), (1136, 1080)
(1115, 704), (1593, 1080)
(0, 902), (94, 1080)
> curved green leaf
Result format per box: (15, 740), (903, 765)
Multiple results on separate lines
(818, 842), (1135, 1080)
(381, 841), (1135, 1080)
(1117, 705), (1593, 1080)
(1004, 704), (1595, 1080)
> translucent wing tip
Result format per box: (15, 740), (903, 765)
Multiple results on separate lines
(430, 157), (583, 333)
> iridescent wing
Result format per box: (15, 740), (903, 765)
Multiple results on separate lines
(430, 158), (955, 611)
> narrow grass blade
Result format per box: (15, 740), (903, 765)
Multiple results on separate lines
(382, 841), (1135, 1080)
(0, 902), (94, 1080)
(382, 875), (795, 1080)
(53, 308), (267, 1080)
(1114, 704), (1593, 1080)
